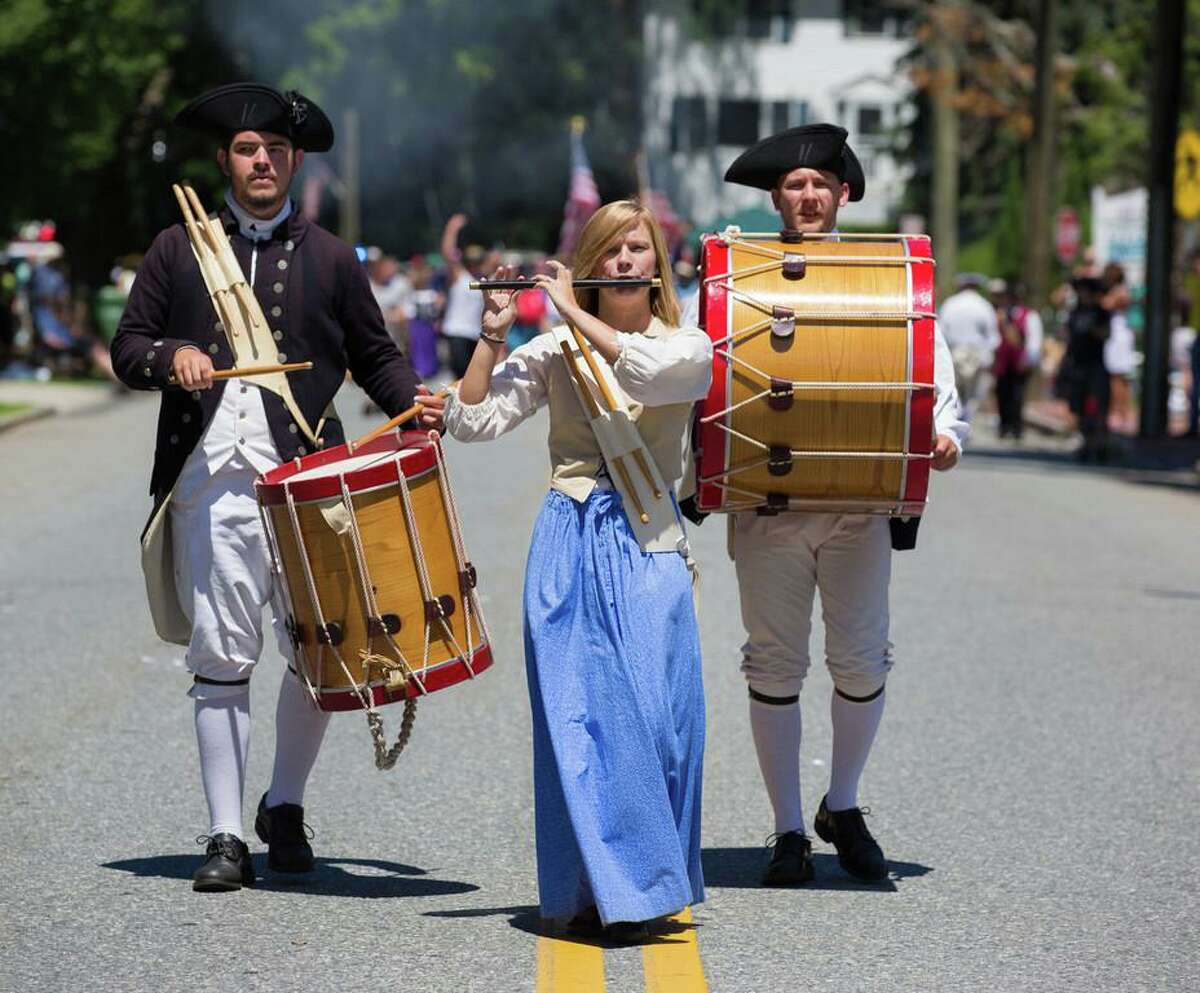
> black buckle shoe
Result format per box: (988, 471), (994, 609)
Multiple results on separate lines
(762, 830), (814, 886)
(254, 793), (315, 873)
(813, 796), (888, 881)
(192, 833), (254, 892)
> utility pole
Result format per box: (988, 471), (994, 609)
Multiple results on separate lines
(930, 13), (959, 304)
(1024, 0), (1057, 312)
(339, 108), (361, 247)
(1140, 0), (1185, 437)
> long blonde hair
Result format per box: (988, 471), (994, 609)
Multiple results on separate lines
(570, 199), (681, 327)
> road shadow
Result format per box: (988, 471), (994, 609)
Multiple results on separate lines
(701, 846), (932, 892)
(102, 853), (479, 899)
(425, 904), (701, 948)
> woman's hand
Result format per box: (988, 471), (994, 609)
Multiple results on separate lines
(480, 264), (521, 340)
(533, 260), (579, 318)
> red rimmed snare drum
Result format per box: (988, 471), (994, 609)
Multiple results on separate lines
(694, 231), (937, 515)
(256, 430), (491, 716)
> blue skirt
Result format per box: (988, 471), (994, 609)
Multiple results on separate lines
(523, 489), (705, 925)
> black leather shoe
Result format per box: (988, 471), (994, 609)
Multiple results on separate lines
(813, 796), (888, 881)
(192, 833), (254, 892)
(762, 830), (814, 886)
(254, 793), (315, 873)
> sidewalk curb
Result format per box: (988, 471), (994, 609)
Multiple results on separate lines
(0, 406), (54, 435)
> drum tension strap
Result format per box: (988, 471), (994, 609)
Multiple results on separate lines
(317, 621), (344, 646)
(768, 378), (794, 410)
(458, 563), (478, 595)
(771, 305), (796, 338)
(757, 492), (790, 516)
(781, 253), (807, 280)
(368, 614), (402, 636)
(768, 445), (793, 477)
(424, 595), (457, 622)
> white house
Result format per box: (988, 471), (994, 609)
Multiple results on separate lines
(643, 2), (916, 230)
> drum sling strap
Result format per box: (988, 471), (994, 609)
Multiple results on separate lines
(552, 327), (699, 586)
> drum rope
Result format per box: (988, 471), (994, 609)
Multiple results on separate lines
(394, 464), (472, 675)
(699, 421), (933, 463)
(285, 485), (356, 707)
(706, 478), (919, 515)
(700, 373), (935, 426)
(718, 284), (934, 324)
(339, 475), (420, 684)
(709, 346), (934, 401)
(430, 435), (489, 669)
(717, 228), (930, 245)
(258, 493), (322, 708)
(392, 465), (438, 680)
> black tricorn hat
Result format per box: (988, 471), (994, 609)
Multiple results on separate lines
(723, 123), (865, 201)
(174, 83), (334, 153)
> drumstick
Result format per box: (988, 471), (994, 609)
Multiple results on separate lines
(169, 361), (313, 384)
(559, 340), (650, 524)
(348, 388), (450, 453)
(567, 326), (663, 501)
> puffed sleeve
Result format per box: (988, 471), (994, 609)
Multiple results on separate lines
(932, 321), (970, 453)
(444, 336), (556, 442)
(612, 327), (712, 406)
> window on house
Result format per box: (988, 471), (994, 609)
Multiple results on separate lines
(746, 0), (794, 40)
(671, 96), (709, 153)
(769, 100), (810, 134)
(717, 99), (760, 146)
(844, 0), (899, 36)
(857, 105), (884, 138)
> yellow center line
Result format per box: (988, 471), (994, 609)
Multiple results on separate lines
(536, 930), (606, 993)
(642, 908), (709, 993)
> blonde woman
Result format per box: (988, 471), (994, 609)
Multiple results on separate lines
(445, 201), (712, 939)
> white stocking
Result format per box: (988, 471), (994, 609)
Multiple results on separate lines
(266, 671), (331, 808)
(749, 696), (805, 835)
(827, 689), (885, 811)
(194, 689), (251, 838)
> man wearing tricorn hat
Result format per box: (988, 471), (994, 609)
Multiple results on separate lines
(112, 83), (443, 891)
(685, 124), (967, 885)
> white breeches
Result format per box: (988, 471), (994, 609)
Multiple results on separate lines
(733, 512), (893, 700)
(171, 463), (290, 698)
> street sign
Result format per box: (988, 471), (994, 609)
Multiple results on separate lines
(1176, 129), (1200, 220)
(1055, 206), (1081, 264)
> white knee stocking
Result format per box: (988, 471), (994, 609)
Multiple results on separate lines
(749, 696), (805, 834)
(827, 689), (885, 811)
(266, 671), (331, 808)
(194, 689), (251, 838)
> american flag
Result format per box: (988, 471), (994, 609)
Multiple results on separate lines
(556, 119), (600, 258)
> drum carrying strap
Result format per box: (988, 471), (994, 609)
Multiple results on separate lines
(553, 327), (699, 586)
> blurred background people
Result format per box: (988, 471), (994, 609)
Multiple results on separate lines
(1100, 263), (1136, 434)
(991, 280), (1043, 442)
(1061, 276), (1112, 460)
(405, 255), (442, 379)
(938, 272), (999, 422)
(440, 213), (496, 379)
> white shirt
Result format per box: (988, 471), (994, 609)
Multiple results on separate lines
(682, 286), (968, 453)
(938, 288), (1001, 357)
(175, 194), (290, 500)
(441, 270), (483, 340)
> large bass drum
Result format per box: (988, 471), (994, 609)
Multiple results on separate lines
(694, 230), (937, 515)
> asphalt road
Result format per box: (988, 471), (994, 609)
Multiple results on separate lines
(1, 384), (1197, 993)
